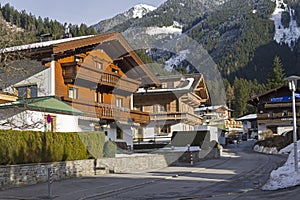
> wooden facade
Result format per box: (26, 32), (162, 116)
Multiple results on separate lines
(248, 85), (300, 134)
(134, 74), (209, 137)
(0, 93), (18, 104)
(4, 33), (160, 143)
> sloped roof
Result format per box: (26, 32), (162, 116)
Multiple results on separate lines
(237, 114), (257, 121)
(0, 97), (84, 115)
(144, 74), (209, 102)
(2, 33), (160, 88)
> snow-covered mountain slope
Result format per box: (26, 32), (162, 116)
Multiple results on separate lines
(93, 4), (156, 33)
(270, 0), (300, 49)
(130, 4), (156, 19)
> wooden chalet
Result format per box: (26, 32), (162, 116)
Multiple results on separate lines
(1, 32), (160, 147)
(133, 74), (209, 140)
(248, 85), (300, 135)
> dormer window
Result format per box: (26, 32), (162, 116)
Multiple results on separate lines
(95, 61), (103, 69)
(16, 85), (37, 98)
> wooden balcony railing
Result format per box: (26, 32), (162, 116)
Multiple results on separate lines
(94, 104), (150, 124)
(150, 112), (202, 125)
(181, 93), (201, 107)
(130, 110), (150, 124)
(62, 64), (139, 92)
(77, 70), (139, 92)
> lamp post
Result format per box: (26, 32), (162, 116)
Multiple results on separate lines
(285, 76), (300, 172)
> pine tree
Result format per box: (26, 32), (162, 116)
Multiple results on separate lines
(266, 56), (286, 90)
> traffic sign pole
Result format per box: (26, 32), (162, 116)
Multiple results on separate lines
(48, 168), (53, 198)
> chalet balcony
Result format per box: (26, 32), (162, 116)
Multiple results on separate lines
(257, 112), (300, 125)
(78, 71), (139, 92)
(94, 104), (150, 124)
(62, 64), (139, 92)
(181, 93), (201, 107)
(150, 111), (202, 125)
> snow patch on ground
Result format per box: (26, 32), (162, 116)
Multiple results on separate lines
(164, 49), (189, 71)
(146, 21), (182, 36)
(253, 145), (278, 154)
(262, 140), (300, 190)
(270, 0), (300, 48)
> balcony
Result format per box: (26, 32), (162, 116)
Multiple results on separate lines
(94, 104), (150, 124)
(181, 93), (201, 107)
(62, 64), (139, 93)
(62, 63), (78, 84)
(130, 110), (150, 124)
(150, 112), (202, 125)
(257, 112), (300, 125)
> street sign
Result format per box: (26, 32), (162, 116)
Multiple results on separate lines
(46, 114), (52, 124)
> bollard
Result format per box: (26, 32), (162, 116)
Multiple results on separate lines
(48, 168), (54, 199)
(187, 144), (193, 166)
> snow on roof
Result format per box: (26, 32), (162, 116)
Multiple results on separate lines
(195, 105), (229, 112)
(137, 78), (194, 93)
(236, 114), (257, 121)
(2, 35), (94, 53)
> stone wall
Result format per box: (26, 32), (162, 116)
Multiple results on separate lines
(0, 154), (169, 190)
(96, 154), (168, 173)
(0, 150), (220, 190)
(0, 159), (95, 190)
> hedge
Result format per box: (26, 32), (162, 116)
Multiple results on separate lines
(0, 130), (105, 165)
(103, 140), (117, 158)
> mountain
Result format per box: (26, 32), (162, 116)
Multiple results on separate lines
(92, 0), (300, 84)
(93, 0), (226, 34)
(93, 4), (156, 33)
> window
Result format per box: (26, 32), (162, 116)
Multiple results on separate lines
(282, 110), (288, 117)
(16, 85), (37, 98)
(95, 62), (103, 69)
(268, 111), (273, 118)
(160, 125), (170, 134)
(68, 87), (78, 99)
(116, 97), (123, 108)
(116, 126), (123, 139)
(95, 92), (103, 103)
(167, 82), (174, 88)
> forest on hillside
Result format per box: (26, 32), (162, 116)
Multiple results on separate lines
(0, 3), (96, 43)
(0, 2), (294, 118)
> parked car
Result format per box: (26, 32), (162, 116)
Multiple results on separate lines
(225, 132), (242, 145)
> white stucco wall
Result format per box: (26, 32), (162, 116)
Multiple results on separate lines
(0, 109), (80, 132)
(4, 68), (51, 97)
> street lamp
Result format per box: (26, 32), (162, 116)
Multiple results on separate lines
(285, 76), (300, 172)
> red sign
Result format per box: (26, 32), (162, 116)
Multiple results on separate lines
(46, 114), (52, 124)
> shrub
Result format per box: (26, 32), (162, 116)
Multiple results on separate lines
(259, 129), (273, 140)
(254, 132), (299, 152)
(0, 130), (105, 165)
(103, 140), (117, 158)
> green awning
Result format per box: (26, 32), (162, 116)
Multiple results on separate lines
(0, 96), (84, 115)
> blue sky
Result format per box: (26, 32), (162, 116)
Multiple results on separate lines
(0, 0), (167, 25)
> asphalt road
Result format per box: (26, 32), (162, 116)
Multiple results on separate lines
(0, 140), (294, 200)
